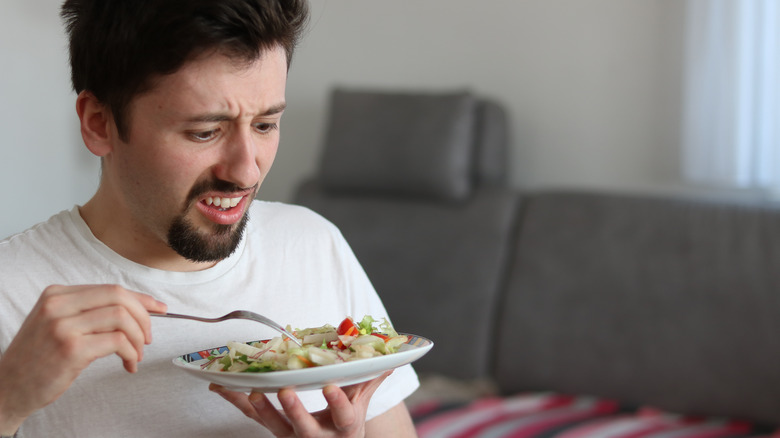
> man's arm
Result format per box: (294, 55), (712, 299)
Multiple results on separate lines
(0, 284), (166, 435)
(365, 403), (417, 437)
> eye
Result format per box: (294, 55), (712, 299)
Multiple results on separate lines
(189, 129), (219, 142)
(254, 122), (278, 134)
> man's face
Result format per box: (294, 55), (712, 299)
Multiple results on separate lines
(104, 46), (287, 265)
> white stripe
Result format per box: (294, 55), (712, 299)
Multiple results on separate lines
(479, 398), (598, 438)
(572, 417), (654, 438)
(422, 395), (551, 438)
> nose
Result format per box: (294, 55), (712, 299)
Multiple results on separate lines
(213, 128), (261, 189)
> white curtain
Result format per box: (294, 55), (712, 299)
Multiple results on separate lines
(682, 0), (780, 190)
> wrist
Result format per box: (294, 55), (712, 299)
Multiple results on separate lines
(0, 386), (23, 437)
(0, 413), (22, 436)
(0, 414), (20, 437)
(0, 362), (24, 437)
(0, 407), (22, 436)
(0, 421), (20, 437)
(0, 421), (16, 437)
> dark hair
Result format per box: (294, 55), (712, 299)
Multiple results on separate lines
(61, 0), (309, 140)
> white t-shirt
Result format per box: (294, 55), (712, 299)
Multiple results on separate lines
(0, 202), (419, 437)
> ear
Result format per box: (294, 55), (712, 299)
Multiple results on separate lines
(76, 90), (115, 157)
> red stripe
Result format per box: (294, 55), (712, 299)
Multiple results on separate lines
(557, 415), (644, 438)
(416, 394), (558, 438)
(443, 398), (619, 438)
(503, 399), (620, 438)
(416, 395), (779, 438)
(415, 397), (512, 437)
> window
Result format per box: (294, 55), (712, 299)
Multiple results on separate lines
(682, 0), (780, 192)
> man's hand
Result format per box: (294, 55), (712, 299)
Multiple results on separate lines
(0, 284), (167, 435)
(210, 370), (415, 437)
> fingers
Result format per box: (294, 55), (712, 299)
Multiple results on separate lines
(30, 284), (169, 375)
(326, 371), (391, 431)
(248, 391), (294, 435)
(0, 284), (167, 428)
(211, 373), (394, 436)
(55, 305), (148, 364)
(280, 373), (393, 435)
(322, 386), (358, 431)
(340, 370), (393, 404)
(83, 331), (142, 373)
(209, 385), (264, 423)
(41, 285), (167, 345)
(277, 388), (328, 437)
(210, 385), (295, 436)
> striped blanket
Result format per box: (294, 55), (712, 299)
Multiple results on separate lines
(411, 393), (779, 438)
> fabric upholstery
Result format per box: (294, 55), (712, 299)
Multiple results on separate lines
(296, 182), (518, 380)
(473, 99), (509, 186)
(295, 86), (780, 426)
(319, 89), (478, 201)
(494, 192), (780, 425)
(295, 88), (515, 379)
(412, 392), (777, 438)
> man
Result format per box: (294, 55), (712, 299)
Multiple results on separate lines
(0, 1), (420, 436)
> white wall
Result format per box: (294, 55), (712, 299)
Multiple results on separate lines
(271, 0), (688, 202)
(1, 0), (687, 239)
(1, 0), (99, 239)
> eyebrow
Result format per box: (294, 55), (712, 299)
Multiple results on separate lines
(186, 102), (287, 123)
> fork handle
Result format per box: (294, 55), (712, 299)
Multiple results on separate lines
(149, 312), (302, 346)
(150, 312), (214, 322)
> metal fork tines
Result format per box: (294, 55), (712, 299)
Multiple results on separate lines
(151, 310), (302, 346)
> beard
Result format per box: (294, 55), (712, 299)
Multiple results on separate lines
(166, 179), (254, 262)
(167, 213), (249, 262)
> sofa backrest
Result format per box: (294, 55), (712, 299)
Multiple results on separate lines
(317, 88), (509, 200)
(494, 191), (780, 425)
(295, 88), (518, 380)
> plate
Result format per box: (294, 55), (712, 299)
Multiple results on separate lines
(172, 333), (433, 392)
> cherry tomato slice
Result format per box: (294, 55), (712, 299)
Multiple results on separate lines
(337, 317), (358, 335)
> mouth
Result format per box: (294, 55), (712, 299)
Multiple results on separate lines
(203, 195), (243, 211)
(196, 193), (251, 225)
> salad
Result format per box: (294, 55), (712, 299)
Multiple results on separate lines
(202, 315), (409, 373)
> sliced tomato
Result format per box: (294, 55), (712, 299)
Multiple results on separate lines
(337, 317), (358, 336)
(344, 326), (359, 337)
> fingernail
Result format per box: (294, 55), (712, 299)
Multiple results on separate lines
(249, 393), (265, 408)
(323, 386), (339, 403)
(278, 390), (295, 408)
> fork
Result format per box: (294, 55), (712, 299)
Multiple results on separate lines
(150, 310), (303, 346)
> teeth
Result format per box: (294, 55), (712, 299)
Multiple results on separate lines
(205, 196), (242, 208)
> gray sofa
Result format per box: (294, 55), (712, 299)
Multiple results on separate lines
(294, 88), (780, 430)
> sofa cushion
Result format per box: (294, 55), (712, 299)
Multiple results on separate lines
(495, 191), (780, 425)
(473, 99), (509, 186)
(295, 182), (519, 380)
(319, 89), (477, 201)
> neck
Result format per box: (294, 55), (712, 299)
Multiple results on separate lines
(79, 190), (217, 272)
